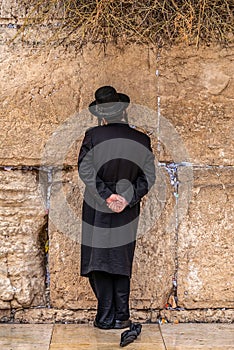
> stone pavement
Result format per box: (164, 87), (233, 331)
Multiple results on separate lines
(0, 323), (233, 350)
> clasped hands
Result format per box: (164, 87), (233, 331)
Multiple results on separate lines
(106, 194), (128, 213)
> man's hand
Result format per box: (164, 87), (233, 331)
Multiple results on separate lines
(106, 194), (128, 213)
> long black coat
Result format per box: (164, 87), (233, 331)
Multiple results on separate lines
(78, 122), (155, 277)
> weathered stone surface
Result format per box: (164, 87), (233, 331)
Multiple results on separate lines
(177, 167), (234, 309)
(0, 170), (47, 308)
(48, 166), (176, 310)
(0, 43), (158, 166)
(13, 307), (234, 324)
(0, 0), (63, 21)
(161, 323), (234, 349)
(159, 308), (234, 324)
(15, 308), (97, 324)
(203, 67), (230, 95)
(0, 44), (82, 166)
(159, 46), (234, 165)
(49, 225), (93, 309)
(0, 42), (233, 166)
(0, 2), (234, 322)
(14, 307), (154, 324)
(49, 324), (165, 350)
(131, 185), (176, 309)
(0, 323), (53, 350)
(48, 168), (93, 309)
(79, 44), (158, 111)
(0, 309), (11, 322)
(0, 0), (29, 18)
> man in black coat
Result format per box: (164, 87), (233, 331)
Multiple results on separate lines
(78, 86), (155, 330)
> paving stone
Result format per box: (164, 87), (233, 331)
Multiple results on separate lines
(50, 324), (165, 349)
(0, 324), (53, 350)
(161, 323), (234, 350)
(1, 323), (234, 350)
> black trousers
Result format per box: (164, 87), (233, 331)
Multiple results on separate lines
(89, 271), (130, 328)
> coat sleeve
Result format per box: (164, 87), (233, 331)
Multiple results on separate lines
(120, 137), (156, 208)
(78, 129), (113, 205)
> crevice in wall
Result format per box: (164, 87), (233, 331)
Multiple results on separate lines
(37, 166), (54, 310)
(38, 219), (50, 308)
(0, 165), (41, 171)
(155, 52), (161, 154)
(0, 165), (75, 171)
(162, 162), (180, 310)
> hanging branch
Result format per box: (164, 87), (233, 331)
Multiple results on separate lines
(11, 0), (234, 47)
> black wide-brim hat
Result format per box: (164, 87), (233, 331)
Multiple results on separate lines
(89, 86), (130, 118)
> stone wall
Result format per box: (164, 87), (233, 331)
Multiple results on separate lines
(0, 5), (233, 323)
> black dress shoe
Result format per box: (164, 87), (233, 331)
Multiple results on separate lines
(114, 319), (131, 329)
(93, 319), (114, 329)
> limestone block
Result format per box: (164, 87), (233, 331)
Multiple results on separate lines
(131, 163), (194, 309)
(0, 170), (47, 308)
(80, 44), (158, 111)
(160, 308), (234, 323)
(49, 225), (94, 309)
(158, 46), (234, 165)
(131, 223), (175, 309)
(0, 300), (11, 310)
(203, 68), (230, 95)
(48, 168), (93, 309)
(0, 43), (158, 166)
(0, 44), (82, 166)
(14, 308), (97, 324)
(0, 43), (233, 166)
(0, 0), (28, 18)
(48, 164), (177, 309)
(0, 273), (14, 301)
(0, 0), (65, 21)
(0, 309), (11, 322)
(177, 167), (234, 308)
(159, 98), (233, 165)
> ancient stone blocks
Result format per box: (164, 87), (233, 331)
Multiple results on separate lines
(177, 167), (234, 308)
(0, 25), (233, 320)
(0, 170), (46, 309)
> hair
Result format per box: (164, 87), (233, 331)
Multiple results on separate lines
(98, 110), (128, 125)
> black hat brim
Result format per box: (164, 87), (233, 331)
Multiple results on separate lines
(89, 92), (130, 118)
